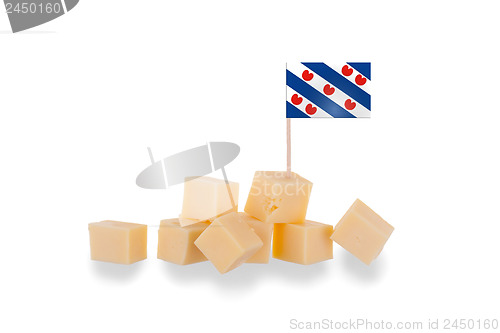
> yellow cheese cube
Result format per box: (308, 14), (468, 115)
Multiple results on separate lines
(331, 199), (394, 265)
(157, 218), (209, 265)
(88, 220), (147, 264)
(238, 212), (273, 263)
(194, 212), (263, 274)
(244, 171), (312, 224)
(181, 176), (239, 221)
(273, 220), (333, 264)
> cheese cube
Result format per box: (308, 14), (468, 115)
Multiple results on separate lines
(238, 212), (273, 263)
(181, 176), (239, 221)
(88, 220), (147, 264)
(194, 212), (263, 273)
(331, 199), (394, 265)
(244, 171), (312, 224)
(273, 220), (333, 265)
(157, 218), (209, 265)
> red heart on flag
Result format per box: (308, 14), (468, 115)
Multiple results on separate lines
(302, 70), (314, 81)
(305, 103), (317, 115)
(323, 84), (335, 95)
(342, 65), (353, 76)
(355, 74), (367, 86)
(291, 94), (303, 105)
(344, 99), (356, 110)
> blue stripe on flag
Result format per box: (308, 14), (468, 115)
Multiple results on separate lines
(347, 62), (371, 80)
(302, 62), (371, 110)
(286, 101), (310, 118)
(286, 70), (356, 118)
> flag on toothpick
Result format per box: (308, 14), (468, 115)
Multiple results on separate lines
(286, 62), (371, 118)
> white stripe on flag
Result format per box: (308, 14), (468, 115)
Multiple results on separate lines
(322, 62), (371, 93)
(287, 63), (371, 118)
(286, 86), (332, 118)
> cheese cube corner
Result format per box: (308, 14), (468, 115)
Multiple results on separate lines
(181, 176), (239, 221)
(157, 218), (209, 265)
(178, 215), (210, 227)
(331, 199), (394, 265)
(273, 220), (333, 264)
(89, 220), (147, 264)
(244, 171), (312, 224)
(194, 212), (263, 273)
(238, 212), (273, 263)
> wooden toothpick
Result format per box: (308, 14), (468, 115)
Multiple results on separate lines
(287, 118), (291, 178)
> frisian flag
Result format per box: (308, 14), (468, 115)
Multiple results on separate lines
(286, 62), (371, 118)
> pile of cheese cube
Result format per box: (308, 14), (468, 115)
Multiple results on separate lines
(89, 171), (394, 273)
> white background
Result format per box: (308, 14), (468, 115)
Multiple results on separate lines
(1, 1), (499, 332)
